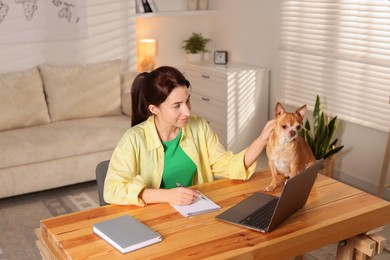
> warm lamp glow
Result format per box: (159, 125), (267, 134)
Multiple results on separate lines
(138, 39), (157, 72)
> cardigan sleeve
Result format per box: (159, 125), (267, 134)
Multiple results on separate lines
(103, 131), (147, 206)
(196, 116), (256, 180)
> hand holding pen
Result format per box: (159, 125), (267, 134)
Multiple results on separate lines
(168, 182), (204, 206)
(176, 183), (206, 200)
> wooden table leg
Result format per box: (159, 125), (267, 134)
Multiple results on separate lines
(368, 233), (386, 255)
(355, 251), (370, 260)
(353, 234), (376, 257)
(337, 238), (355, 260)
(336, 230), (386, 260)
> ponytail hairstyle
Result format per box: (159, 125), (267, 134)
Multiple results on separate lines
(131, 66), (190, 126)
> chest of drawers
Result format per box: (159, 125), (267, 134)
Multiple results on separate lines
(185, 62), (269, 169)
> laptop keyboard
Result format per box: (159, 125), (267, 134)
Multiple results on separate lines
(239, 197), (279, 229)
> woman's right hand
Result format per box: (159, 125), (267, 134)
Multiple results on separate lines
(140, 187), (201, 205)
(167, 187), (200, 206)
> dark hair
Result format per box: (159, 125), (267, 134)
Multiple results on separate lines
(131, 66), (190, 126)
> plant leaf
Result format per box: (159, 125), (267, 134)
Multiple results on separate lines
(305, 120), (311, 132)
(324, 145), (344, 159)
(313, 95), (321, 133)
(300, 94), (344, 159)
(329, 138), (338, 148)
(314, 112), (326, 157)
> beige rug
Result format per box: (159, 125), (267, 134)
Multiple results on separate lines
(0, 182), (98, 260)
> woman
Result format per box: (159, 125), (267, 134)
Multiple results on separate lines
(104, 66), (274, 206)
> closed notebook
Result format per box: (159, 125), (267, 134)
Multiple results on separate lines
(93, 214), (162, 254)
(171, 191), (221, 217)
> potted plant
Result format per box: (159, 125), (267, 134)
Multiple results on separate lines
(300, 95), (344, 178)
(181, 32), (211, 62)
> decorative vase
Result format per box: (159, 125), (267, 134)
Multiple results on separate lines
(319, 155), (336, 178)
(198, 0), (208, 10)
(187, 53), (203, 63)
(188, 0), (197, 11)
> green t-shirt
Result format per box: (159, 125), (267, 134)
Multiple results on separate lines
(160, 130), (197, 189)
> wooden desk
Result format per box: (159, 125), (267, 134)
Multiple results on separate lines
(36, 172), (390, 259)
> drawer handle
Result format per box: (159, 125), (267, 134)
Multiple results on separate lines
(201, 97), (210, 102)
(201, 74), (210, 79)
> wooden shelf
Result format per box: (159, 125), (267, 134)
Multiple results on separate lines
(136, 10), (217, 19)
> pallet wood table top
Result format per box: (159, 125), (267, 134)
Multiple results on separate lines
(38, 171), (390, 259)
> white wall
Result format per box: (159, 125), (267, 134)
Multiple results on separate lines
(207, 0), (389, 199)
(208, 0), (278, 68)
(0, 0), (136, 74)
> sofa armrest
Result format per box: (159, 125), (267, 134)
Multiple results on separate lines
(122, 90), (132, 116)
(121, 72), (136, 117)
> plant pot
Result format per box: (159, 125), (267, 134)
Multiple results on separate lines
(319, 155), (336, 178)
(187, 53), (202, 63)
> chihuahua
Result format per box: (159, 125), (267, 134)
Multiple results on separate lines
(265, 102), (316, 191)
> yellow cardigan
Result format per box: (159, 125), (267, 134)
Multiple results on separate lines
(104, 115), (256, 206)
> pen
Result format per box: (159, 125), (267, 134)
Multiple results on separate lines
(176, 182), (206, 200)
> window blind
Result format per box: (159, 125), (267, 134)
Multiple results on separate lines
(280, 0), (390, 132)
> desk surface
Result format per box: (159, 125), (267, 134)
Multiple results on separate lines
(38, 172), (390, 259)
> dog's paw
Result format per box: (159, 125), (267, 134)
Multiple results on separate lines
(264, 185), (275, 192)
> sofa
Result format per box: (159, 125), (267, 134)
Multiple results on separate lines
(0, 60), (133, 199)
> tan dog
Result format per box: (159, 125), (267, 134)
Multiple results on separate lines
(265, 102), (316, 191)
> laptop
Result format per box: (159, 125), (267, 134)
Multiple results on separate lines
(215, 159), (323, 233)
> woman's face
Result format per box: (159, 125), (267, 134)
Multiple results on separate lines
(150, 86), (192, 128)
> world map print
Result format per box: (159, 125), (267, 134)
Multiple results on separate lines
(0, 0), (87, 43)
(0, 0), (80, 24)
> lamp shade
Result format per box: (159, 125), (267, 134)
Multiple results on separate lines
(139, 39), (157, 57)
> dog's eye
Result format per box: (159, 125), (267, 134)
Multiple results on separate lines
(296, 125), (301, 131)
(282, 125), (287, 129)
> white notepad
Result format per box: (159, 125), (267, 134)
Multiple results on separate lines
(171, 191), (221, 217)
(93, 214), (162, 254)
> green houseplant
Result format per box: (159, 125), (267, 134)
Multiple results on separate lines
(300, 95), (344, 177)
(181, 32), (211, 54)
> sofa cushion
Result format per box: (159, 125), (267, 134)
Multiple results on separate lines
(40, 60), (123, 122)
(0, 116), (131, 169)
(0, 67), (50, 131)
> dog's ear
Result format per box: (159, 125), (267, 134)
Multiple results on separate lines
(275, 102), (286, 118)
(296, 104), (307, 120)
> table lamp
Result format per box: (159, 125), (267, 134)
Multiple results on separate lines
(138, 39), (157, 72)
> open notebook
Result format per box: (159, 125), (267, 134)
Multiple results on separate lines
(171, 191), (221, 217)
